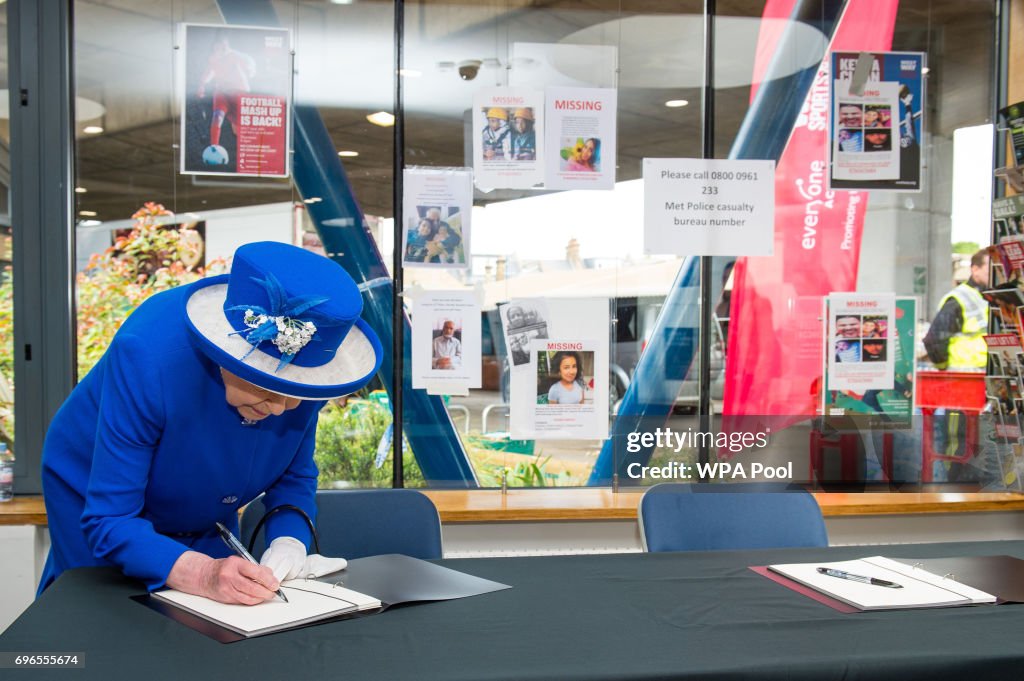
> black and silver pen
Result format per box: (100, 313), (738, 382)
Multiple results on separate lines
(215, 522), (289, 603)
(817, 567), (902, 589)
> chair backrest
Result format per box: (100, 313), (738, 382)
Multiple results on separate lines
(639, 483), (828, 552)
(241, 489), (443, 560)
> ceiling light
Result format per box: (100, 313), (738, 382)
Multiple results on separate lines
(83, 125), (104, 134)
(303, 197), (322, 204)
(79, 219), (101, 227)
(337, 150), (359, 157)
(329, 0), (354, 4)
(79, 210), (97, 217)
(665, 99), (689, 108)
(366, 111), (395, 127)
(74, 187), (88, 193)
(398, 69), (422, 78)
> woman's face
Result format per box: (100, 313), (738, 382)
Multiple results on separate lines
(861, 320), (877, 335)
(221, 368), (301, 422)
(580, 140), (595, 162)
(418, 221), (432, 236)
(558, 356), (578, 383)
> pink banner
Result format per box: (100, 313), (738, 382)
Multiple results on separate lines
(723, 0), (899, 428)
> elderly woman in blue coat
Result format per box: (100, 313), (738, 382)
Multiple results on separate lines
(39, 242), (383, 604)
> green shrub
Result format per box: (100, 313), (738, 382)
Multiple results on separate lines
(314, 400), (423, 488)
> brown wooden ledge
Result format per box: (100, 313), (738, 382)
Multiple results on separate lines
(4, 491), (1024, 526)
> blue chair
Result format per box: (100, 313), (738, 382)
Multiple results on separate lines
(639, 483), (828, 552)
(241, 489), (443, 560)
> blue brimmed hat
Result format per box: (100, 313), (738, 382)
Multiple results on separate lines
(183, 241), (383, 400)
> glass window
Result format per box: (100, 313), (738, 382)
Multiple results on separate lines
(65, 0), (1005, 491)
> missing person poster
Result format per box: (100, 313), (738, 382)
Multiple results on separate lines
(829, 52), (925, 191)
(411, 291), (481, 391)
(831, 80), (900, 182)
(509, 298), (609, 441)
(529, 339), (603, 438)
(402, 168), (472, 269)
(181, 24), (292, 177)
(544, 87), (617, 191)
(827, 293), (896, 392)
(472, 89), (544, 190)
(825, 297), (915, 430)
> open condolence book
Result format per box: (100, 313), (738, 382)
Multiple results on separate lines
(153, 578), (381, 638)
(767, 556), (998, 611)
(144, 554), (512, 642)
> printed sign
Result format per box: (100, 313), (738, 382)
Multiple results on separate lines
(528, 339), (603, 439)
(831, 80), (901, 182)
(825, 297), (915, 430)
(402, 168), (472, 269)
(829, 51), (925, 191)
(827, 293), (896, 392)
(643, 158), (775, 256)
(472, 89), (544, 190)
(411, 291), (481, 391)
(181, 24), (291, 177)
(509, 298), (609, 441)
(544, 87), (617, 190)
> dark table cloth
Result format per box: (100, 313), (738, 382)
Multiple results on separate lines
(3, 541), (1024, 680)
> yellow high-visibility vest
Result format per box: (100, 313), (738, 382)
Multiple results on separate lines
(940, 283), (988, 369)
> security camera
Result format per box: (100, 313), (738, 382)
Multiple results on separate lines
(458, 59), (482, 81)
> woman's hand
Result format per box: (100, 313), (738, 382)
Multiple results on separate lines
(167, 551), (280, 605)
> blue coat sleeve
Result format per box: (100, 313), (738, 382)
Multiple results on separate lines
(261, 409), (321, 550)
(80, 333), (191, 591)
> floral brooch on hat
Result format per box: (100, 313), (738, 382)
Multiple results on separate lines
(227, 273), (340, 370)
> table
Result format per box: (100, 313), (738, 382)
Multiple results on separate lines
(3, 541), (1024, 680)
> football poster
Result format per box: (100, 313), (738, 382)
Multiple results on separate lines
(180, 24), (292, 177)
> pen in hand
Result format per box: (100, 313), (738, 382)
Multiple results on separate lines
(215, 522), (289, 603)
(817, 567), (903, 589)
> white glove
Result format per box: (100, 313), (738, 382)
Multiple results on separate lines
(301, 553), (348, 578)
(259, 536), (308, 581)
(260, 536), (348, 581)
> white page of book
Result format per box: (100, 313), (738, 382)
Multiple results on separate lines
(154, 580), (380, 635)
(769, 556), (996, 610)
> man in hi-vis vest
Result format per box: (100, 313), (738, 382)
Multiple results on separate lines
(922, 249), (989, 478)
(923, 249), (989, 370)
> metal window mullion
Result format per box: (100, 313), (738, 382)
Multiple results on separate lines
(10, 0), (75, 494)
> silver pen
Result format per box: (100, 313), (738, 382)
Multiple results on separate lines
(817, 567), (902, 589)
(215, 522), (289, 603)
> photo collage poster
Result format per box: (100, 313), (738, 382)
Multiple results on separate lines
(544, 87), (617, 191)
(824, 297), (916, 431)
(472, 89), (545, 190)
(411, 290), (481, 392)
(506, 298), (609, 441)
(401, 167), (473, 269)
(827, 293), (896, 392)
(829, 51), (925, 191)
(180, 24), (292, 177)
